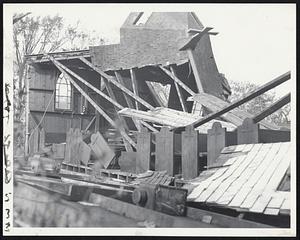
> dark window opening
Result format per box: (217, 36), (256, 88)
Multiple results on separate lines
(133, 12), (152, 25)
(55, 73), (72, 110)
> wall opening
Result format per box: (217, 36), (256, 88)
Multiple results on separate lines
(133, 12), (152, 25)
(55, 73), (72, 110)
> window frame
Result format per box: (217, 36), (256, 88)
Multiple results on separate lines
(54, 72), (73, 112)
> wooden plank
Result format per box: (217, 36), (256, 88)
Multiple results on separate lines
(130, 68), (139, 110)
(227, 144), (273, 207)
(249, 144), (291, 213)
(207, 122), (226, 167)
(140, 121), (158, 133)
(39, 128), (45, 151)
(280, 198), (290, 214)
(84, 116), (96, 132)
(90, 132), (115, 169)
(253, 93), (291, 123)
(49, 57), (136, 148)
(182, 125), (199, 180)
(79, 57), (154, 110)
(264, 208), (280, 215)
(177, 71), (291, 131)
(237, 118), (259, 144)
(158, 66), (196, 96)
(155, 127), (175, 176)
(189, 92), (279, 130)
(200, 144), (262, 203)
(228, 143), (277, 207)
(145, 81), (166, 107)
(79, 141), (91, 166)
(136, 127), (152, 173)
(179, 27), (214, 51)
(187, 166), (230, 200)
(240, 142), (289, 209)
(170, 66), (187, 112)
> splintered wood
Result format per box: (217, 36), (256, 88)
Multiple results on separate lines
(187, 142), (291, 216)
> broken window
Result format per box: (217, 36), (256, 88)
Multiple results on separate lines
(55, 73), (72, 110)
(133, 12), (152, 25)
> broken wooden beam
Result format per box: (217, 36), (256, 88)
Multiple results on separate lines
(170, 65), (187, 112)
(253, 93), (291, 124)
(130, 68), (140, 110)
(175, 71), (291, 132)
(180, 27), (214, 51)
(145, 81), (166, 107)
(159, 66), (196, 96)
(79, 57), (154, 110)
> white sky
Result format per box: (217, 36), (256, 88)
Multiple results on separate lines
(6, 3), (296, 97)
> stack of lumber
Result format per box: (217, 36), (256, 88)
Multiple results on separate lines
(187, 142), (291, 216)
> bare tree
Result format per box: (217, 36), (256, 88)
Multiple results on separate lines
(228, 80), (290, 125)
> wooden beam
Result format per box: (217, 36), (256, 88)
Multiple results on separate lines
(49, 56), (136, 148)
(159, 66), (196, 95)
(84, 116), (96, 132)
(114, 71), (142, 131)
(130, 68), (139, 110)
(180, 27), (214, 51)
(102, 76), (133, 152)
(49, 57), (124, 110)
(145, 81), (166, 107)
(170, 66), (187, 112)
(253, 93), (291, 124)
(176, 71), (291, 132)
(79, 57), (154, 110)
(140, 121), (159, 133)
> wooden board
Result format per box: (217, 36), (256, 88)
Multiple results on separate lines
(136, 127), (152, 173)
(89, 132), (115, 169)
(155, 127), (175, 176)
(182, 126), (199, 180)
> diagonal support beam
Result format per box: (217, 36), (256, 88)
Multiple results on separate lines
(79, 57), (154, 110)
(170, 66), (187, 112)
(253, 93), (291, 124)
(175, 71), (291, 132)
(130, 68), (139, 110)
(159, 66), (196, 96)
(84, 116), (96, 132)
(50, 56), (136, 148)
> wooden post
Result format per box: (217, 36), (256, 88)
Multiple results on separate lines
(130, 68), (139, 110)
(155, 127), (175, 176)
(39, 128), (45, 152)
(207, 122), (226, 167)
(182, 125), (199, 179)
(237, 118), (259, 144)
(136, 127), (152, 173)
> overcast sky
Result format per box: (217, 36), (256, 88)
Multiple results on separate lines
(6, 3), (296, 97)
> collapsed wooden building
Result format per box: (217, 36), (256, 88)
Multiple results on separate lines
(16, 12), (292, 228)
